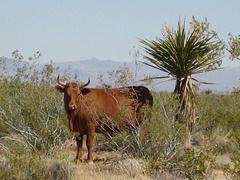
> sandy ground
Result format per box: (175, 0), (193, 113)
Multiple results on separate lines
(58, 139), (152, 180)
(57, 139), (228, 180)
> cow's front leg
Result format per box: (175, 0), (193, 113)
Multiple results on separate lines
(75, 133), (84, 163)
(86, 130), (95, 164)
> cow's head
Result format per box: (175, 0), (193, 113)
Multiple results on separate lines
(55, 75), (90, 112)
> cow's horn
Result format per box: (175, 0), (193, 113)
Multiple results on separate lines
(57, 75), (66, 86)
(80, 77), (90, 88)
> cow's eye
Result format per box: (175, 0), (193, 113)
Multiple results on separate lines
(65, 95), (71, 100)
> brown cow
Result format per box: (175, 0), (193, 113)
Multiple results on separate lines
(55, 75), (153, 163)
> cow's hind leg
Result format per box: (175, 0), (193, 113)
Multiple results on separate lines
(75, 133), (84, 163)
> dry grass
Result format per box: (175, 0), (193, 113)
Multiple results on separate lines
(212, 170), (228, 180)
(41, 139), (233, 180)
(72, 162), (151, 180)
(2, 137), (230, 179)
(46, 138), (202, 180)
(1, 138), (231, 180)
(45, 139), (152, 180)
(215, 155), (232, 168)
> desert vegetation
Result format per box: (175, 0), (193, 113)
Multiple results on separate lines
(0, 18), (240, 179)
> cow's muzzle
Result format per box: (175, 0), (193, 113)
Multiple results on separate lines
(68, 104), (77, 111)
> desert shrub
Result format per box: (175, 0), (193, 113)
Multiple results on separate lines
(0, 52), (72, 179)
(44, 161), (75, 180)
(0, 144), (46, 180)
(196, 92), (240, 136)
(0, 146), (75, 180)
(222, 129), (240, 179)
(139, 92), (219, 179)
(0, 52), (72, 155)
(195, 92), (240, 156)
(223, 154), (240, 180)
(145, 145), (217, 179)
(142, 91), (240, 179)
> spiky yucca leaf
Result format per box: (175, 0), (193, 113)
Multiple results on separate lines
(140, 21), (221, 79)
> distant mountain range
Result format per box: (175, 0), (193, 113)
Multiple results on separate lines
(1, 57), (240, 92)
(52, 58), (168, 90)
(52, 58), (240, 93)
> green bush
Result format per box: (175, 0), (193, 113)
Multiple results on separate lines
(0, 144), (46, 180)
(0, 53), (72, 179)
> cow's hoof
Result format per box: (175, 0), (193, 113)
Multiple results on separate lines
(74, 158), (83, 164)
(87, 161), (94, 165)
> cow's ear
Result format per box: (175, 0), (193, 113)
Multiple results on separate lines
(81, 88), (91, 95)
(55, 86), (64, 93)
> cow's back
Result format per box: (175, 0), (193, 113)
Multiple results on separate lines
(76, 86), (153, 133)
(127, 86), (153, 107)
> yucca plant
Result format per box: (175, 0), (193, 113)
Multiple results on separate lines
(140, 19), (223, 147)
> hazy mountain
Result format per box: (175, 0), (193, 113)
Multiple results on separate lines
(1, 56), (240, 92)
(54, 58), (164, 89)
(54, 58), (240, 93)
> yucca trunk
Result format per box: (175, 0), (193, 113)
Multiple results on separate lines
(174, 76), (196, 147)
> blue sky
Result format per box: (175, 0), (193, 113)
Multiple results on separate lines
(1, 0), (240, 67)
